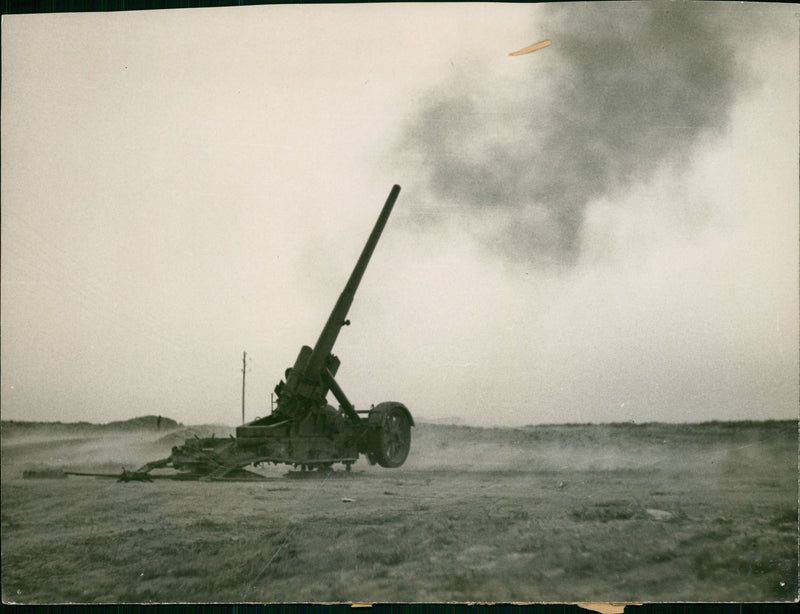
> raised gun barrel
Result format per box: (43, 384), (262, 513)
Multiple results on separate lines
(306, 184), (401, 378)
(274, 185), (401, 421)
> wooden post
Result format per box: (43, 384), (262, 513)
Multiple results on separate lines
(241, 351), (248, 425)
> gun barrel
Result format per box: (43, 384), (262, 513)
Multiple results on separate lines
(303, 184), (401, 380)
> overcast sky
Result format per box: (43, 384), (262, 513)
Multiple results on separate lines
(2, 2), (797, 427)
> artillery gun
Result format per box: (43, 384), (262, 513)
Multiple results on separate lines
(128, 185), (412, 480)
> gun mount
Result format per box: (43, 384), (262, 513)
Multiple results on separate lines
(128, 185), (412, 480)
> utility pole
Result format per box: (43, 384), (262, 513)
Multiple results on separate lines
(241, 351), (250, 425)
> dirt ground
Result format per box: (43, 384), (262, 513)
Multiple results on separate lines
(1, 420), (797, 604)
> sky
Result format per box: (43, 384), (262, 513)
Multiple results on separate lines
(1, 2), (798, 427)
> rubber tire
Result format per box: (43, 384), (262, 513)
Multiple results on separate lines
(370, 406), (412, 468)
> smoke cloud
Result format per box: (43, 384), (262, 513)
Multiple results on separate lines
(399, 3), (738, 268)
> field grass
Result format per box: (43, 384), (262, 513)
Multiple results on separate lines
(1, 420), (797, 603)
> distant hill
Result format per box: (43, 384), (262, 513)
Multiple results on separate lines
(2, 416), (794, 444)
(413, 418), (797, 449)
(418, 416), (465, 425)
(106, 415), (182, 431)
(1, 415), (182, 436)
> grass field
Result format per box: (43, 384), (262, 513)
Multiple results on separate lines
(1, 419), (797, 603)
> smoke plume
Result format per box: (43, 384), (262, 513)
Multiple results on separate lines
(399, 3), (738, 268)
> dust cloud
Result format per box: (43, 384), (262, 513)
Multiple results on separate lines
(2, 429), (178, 473)
(4, 420), (794, 480)
(398, 2), (738, 268)
(402, 422), (796, 477)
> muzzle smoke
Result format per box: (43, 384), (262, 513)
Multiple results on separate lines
(399, 3), (738, 268)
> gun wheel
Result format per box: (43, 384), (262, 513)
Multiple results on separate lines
(372, 407), (411, 468)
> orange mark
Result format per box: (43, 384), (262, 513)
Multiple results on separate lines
(509, 39), (551, 56)
(576, 604), (643, 614)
